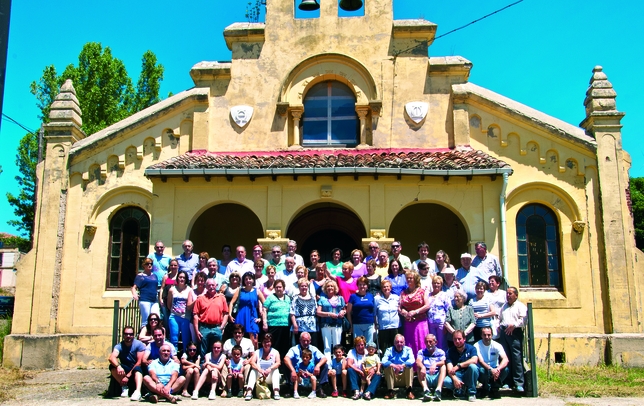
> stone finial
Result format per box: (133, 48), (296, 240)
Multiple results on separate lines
(49, 79), (83, 127)
(583, 66), (619, 116)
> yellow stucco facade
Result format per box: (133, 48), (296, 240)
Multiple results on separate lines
(5, 0), (644, 369)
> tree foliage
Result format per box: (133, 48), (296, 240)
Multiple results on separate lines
(6, 132), (38, 244)
(30, 42), (164, 135)
(9, 43), (165, 247)
(246, 0), (266, 23)
(631, 177), (644, 249)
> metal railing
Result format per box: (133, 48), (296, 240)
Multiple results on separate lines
(523, 302), (538, 397)
(111, 299), (141, 347)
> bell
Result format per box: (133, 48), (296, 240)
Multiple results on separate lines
(339, 0), (363, 11)
(298, 0), (320, 11)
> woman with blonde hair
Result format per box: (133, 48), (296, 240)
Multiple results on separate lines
(399, 271), (430, 356)
(316, 279), (346, 361)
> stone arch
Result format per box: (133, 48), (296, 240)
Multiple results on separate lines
(506, 182), (581, 224)
(279, 53), (379, 105)
(188, 203), (264, 258)
(89, 185), (154, 225)
(287, 202), (367, 264)
(388, 202), (469, 267)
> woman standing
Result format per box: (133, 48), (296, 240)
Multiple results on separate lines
(384, 259), (407, 296)
(192, 252), (209, 287)
(470, 281), (497, 341)
(350, 249), (367, 278)
(486, 275), (506, 338)
(347, 277), (376, 343)
(326, 248), (344, 277)
(365, 259), (382, 297)
(444, 291), (476, 347)
(229, 272), (265, 349)
(218, 245), (233, 271)
(223, 272), (242, 342)
(262, 279), (291, 374)
(375, 251), (390, 277)
(192, 272), (207, 297)
(132, 258), (160, 329)
(258, 265), (277, 298)
(399, 271), (430, 356)
(434, 250), (455, 275)
(166, 270), (195, 349)
(246, 334), (282, 400)
(441, 268), (460, 305)
(374, 279), (399, 352)
(290, 278), (319, 347)
(326, 262), (358, 303)
(310, 263), (330, 299)
(159, 259), (179, 326)
(316, 280), (346, 362)
(426, 276), (452, 351)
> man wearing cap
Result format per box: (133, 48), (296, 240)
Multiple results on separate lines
(389, 241), (412, 270)
(440, 267), (461, 305)
(456, 253), (487, 302)
(471, 242), (503, 279)
(412, 242), (436, 274)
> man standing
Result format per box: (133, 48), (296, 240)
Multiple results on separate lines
(148, 240), (171, 287)
(412, 242), (436, 273)
(225, 246), (254, 277)
(286, 240), (305, 267)
(456, 253), (487, 302)
(283, 332), (329, 398)
(389, 241), (412, 270)
(276, 256), (298, 287)
(416, 333), (447, 402)
(268, 245), (286, 273)
(108, 326), (145, 401)
(416, 261), (432, 290)
(445, 330), (479, 402)
(364, 242), (380, 264)
(382, 334), (416, 399)
(193, 279), (229, 357)
(176, 240), (199, 281)
(475, 326), (509, 399)
(498, 287), (527, 394)
(471, 242), (502, 279)
(143, 344), (186, 403)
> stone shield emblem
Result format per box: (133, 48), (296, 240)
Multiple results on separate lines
(405, 102), (428, 124)
(230, 105), (254, 128)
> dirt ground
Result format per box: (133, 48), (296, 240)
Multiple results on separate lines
(3, 368), (644, 406)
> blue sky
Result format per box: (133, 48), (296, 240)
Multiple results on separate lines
(1, 0), (643, 236)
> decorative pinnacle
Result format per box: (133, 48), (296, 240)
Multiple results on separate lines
(583, 66), (619, 116)
(49, 79), (83, 127)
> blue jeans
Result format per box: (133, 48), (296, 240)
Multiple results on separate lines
(348, 368), (382, 394)
(168, 314), (191, 349)
(443, 364), (479, 396)
(353, 323), (375, 344)
(139, 301), (160, 329)
(478, 366), (509, 391)
(198, 324), (223, 359)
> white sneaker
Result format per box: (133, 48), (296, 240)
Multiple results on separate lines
(191, 391), (198, 400)
(293, 392), (300, 399)
(208, 390), (217, 400)
(130, 390), (141, 401)
(121, 386), (129, 397)
(308, 392), (317, 399)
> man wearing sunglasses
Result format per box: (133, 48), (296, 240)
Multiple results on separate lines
(389, 241), (412, 270)
(109, 326), (145, 401)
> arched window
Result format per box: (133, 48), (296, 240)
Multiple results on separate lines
(107, 207), (150, 289)
(302, 81), (359, 147)
(516, 204), (562, 289)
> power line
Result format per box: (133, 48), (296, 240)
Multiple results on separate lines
(434, 0), (525, 41)
(1, 113), (36, 134)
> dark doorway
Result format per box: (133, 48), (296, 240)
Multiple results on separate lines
(288, 203), (366, 266)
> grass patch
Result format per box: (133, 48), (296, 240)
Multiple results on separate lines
(0, 317), (12, 362)
(0, 368), (26, 402)
(538, 364), (644, 397)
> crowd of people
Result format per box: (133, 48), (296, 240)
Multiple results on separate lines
(111, 239), (528, 402)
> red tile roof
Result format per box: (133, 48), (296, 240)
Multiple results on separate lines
(147, 148), (511, 172)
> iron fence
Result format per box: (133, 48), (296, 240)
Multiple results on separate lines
(111, 299), (141, 347)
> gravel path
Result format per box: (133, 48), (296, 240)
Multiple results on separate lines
(3, 369), (644, 406)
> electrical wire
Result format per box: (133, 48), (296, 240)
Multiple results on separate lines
(2, 113), (37, 134)
(434, 0), (525, 41)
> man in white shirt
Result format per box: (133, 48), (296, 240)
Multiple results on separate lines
(225, 246), (255, 277)
(286, 240), (305, 267)
(498, 287), (527, 394)
(416, 261), (433, 290)
(412, 242), (436, 273)
(472, 242), (503, 279)
(474, 326), (509, 399)
(277, 256), (298, 287)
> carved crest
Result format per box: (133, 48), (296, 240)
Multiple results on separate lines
(230, 105), (254, 128)
(405, 102), (429, 124)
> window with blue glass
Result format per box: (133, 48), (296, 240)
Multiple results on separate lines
(302, 81), (359, 147)
(516, 203), (562, 289)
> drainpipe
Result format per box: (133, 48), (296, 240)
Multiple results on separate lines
(499, 172), (509, 283)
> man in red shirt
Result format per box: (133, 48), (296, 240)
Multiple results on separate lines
(192, 279), (229, 357)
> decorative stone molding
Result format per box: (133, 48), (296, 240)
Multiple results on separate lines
(405, 102), (429, 124)
(230, 105), (254, 128)
(84, 224), (97, 236)
(572, 221), (586, 234)
(321, 185), (332, 198)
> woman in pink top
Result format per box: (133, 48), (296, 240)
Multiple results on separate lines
(326, 261), (358, 303)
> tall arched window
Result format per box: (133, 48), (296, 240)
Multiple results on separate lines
(516, 204), (562, 289)
(302, 81), (359, 147)
(107, 207), (150, 289)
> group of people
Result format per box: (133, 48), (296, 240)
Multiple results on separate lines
(115, 239), (528, 401)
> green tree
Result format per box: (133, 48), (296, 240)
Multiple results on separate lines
(631, 177), (644, 249)
(11, 43), (165, 248)
(6, 132), (38, 244)
(246, 0), (266, 23)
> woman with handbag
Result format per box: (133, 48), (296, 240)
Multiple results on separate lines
(246, 334), (282, 400)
